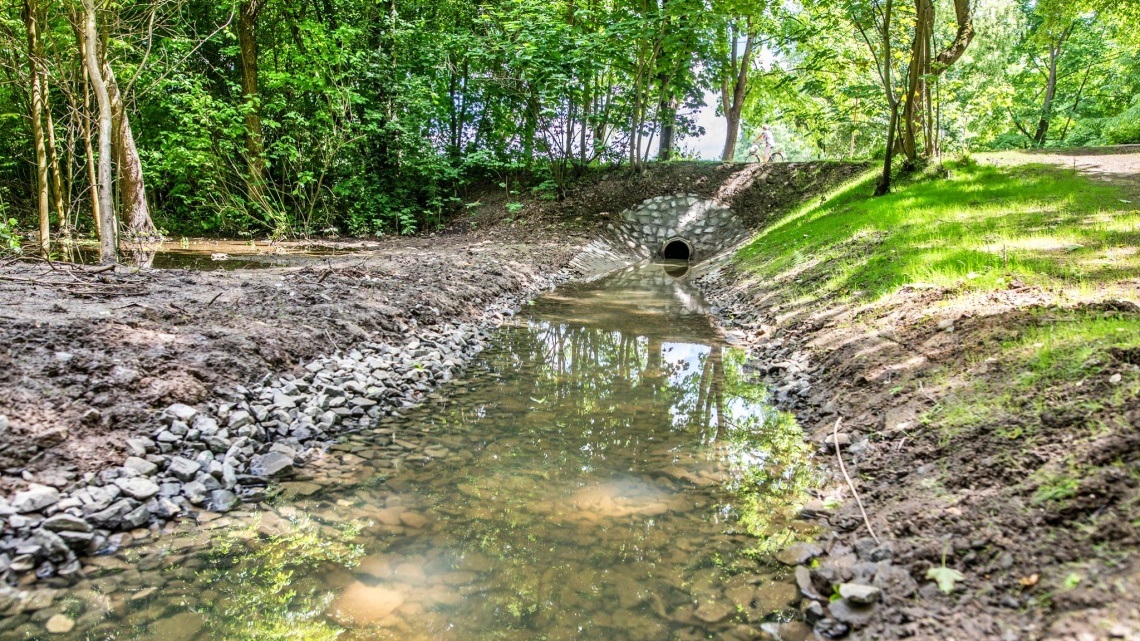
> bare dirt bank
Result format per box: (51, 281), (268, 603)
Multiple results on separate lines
(0, 229), (583, 496)
(694, 156), (1140, 641)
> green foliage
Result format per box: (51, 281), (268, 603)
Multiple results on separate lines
(0, 218), (20, 254)
(0, 190), (19, 253)
(1102, 98), (1140, 144)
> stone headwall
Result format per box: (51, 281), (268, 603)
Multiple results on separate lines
(569, 193), (748, 277)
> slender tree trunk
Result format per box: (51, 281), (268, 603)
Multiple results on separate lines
(81, 0), (116, 263)
(721, 26), (755, 162)
(239, 0), (266, 207)
(24, 0), (51, 255)
(875, 0), (898, 196)
(901, 0), (933, 168)
(902, 0), (973, 163)
(105, 60), (156, 239)
(79, 45), (101, 235)
(42, 76), (66, 234)
(1033, 34), (1067, 147)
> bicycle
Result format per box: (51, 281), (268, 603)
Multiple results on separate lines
(746, 144), (785, 163)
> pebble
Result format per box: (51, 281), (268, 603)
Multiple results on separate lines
(12, 486), (60, 514)
(0, 293), (560, 593)
(837, 582), (881, 605)
(44, 614), (74, 634)
(827, 598), (876, 626)
(115, 478), (160, 500)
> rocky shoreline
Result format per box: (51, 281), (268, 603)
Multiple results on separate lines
(0, 249), (576, 608)
(692, 261), (914, 641)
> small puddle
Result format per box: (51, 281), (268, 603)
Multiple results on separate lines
(45, 239), (367, 270)
(13, 262), (820, 640)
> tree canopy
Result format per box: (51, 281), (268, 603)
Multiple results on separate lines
(0, 0), (1137, 250)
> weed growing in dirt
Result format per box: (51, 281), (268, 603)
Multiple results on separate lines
(930, 309), (1140, 437)
(735, 161), (1140, 304)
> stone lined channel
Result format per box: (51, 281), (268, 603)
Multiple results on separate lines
(0, 263), (819, 640)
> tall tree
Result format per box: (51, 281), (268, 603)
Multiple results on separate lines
(899, 0), (974, 165)
(717, 19), (757, 161)
(80, 0), (115, 263)
(22, 0), (50, 254)
(105, 58), (157, 238)
(239, 0), (265, 207)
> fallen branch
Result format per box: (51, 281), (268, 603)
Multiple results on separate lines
(834, 417), (881, 545)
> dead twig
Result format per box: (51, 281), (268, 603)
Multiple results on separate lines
(207, 291), (225, 307)
(834, 417), (881, 545)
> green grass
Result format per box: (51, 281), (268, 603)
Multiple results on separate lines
(928, 311), (1140, 438)
(735, 159), (1140, 303)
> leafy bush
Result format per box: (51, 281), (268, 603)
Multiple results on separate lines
(1102, 98), (1140, 145)
(0, 190), (19, 253)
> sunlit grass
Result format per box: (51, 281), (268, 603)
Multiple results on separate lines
(735, 160), (1140, 303)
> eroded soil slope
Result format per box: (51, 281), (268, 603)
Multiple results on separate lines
(0, 231), (581, 495)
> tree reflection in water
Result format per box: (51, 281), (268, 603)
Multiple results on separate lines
(96, 263), (819, 641)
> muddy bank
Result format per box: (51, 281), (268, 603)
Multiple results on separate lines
(1, 232), (583, 486)
(693, 250), (1140, 640)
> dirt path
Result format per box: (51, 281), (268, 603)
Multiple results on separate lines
(981, 145), (1140, 193)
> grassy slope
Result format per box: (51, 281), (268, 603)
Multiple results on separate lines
(738, 159), (1140, 300)
(727, 157), (1140, 634)
(738, 158), (1140, 447)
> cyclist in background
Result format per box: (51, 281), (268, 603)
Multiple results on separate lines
(746, 125), (784, 163)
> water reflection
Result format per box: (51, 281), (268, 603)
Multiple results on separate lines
(22, 263), (818, 641)
(40, 239), (361, 270)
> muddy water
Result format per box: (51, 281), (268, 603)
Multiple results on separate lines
(12, 263), (819, 641)
(47, 239), (364, 270)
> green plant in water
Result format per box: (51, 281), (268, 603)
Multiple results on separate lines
(199, 514), (366, 641)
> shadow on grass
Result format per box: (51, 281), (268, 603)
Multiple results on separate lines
(736, 161), (1140, 302)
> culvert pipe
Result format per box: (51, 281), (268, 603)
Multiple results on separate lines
(662, 238), (694, 261)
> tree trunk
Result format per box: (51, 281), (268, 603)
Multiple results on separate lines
(239, 0), (266, 207)
(23, 0), (51, 255)
(902, 0), (973, 163)
(874, 0), (898, 197)
(81, 0), (116, 263)
(877, 102), (899, 196)
(1033, 35), (1067, 147)
(105, 60), (157, 239)
(721, 26), (755, 162)
(79, 39), (101, 236)
(42, 75), (66, 234)
(901, 0), (933, 167)
(657, 95), (675, 161)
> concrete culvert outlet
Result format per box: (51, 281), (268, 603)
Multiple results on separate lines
(662, 238), (693, 261)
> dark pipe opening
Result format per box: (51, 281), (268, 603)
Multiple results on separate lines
(662, 239), (692, 261)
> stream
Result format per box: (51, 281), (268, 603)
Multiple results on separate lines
(6, 262), (819, 641)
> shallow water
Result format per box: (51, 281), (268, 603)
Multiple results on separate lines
(7, 262), (819, 641)
(46, 239), (363, 270)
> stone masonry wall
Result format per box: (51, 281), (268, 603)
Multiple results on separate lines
(569, 193), (747, 277)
